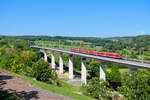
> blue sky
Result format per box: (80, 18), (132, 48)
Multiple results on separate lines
(0, 0), (150, 37)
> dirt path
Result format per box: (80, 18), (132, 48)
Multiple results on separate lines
(0, 70), (74, 100)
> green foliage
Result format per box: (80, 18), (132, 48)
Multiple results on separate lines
(83, 77), (119, 100)
(144, 56), (150, 60)
(31, 35), (150, 59)
(106, 65), (121, 82)
(0, 46), (7, 56)
(118, 70), (150, 100)
(20, 50), (37, 75)
(0, 89), (20, 100)
(17, 73), (94, 100)
(1, 53), (23, 73)
(11, 64), (24, 74)
(73, 55), (81, 70)
(1, 36), (150, 100)
(31, 59), (60, 86)
(88, 59), (99, 78)
(0, 39), (9, 48)
(21, 50), (37, 67)
(13, 40), (30, 50)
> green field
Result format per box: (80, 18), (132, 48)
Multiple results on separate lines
(34, 40), (150, 60)
(34, 40), (104, 51)
(106, 68), (129, 73)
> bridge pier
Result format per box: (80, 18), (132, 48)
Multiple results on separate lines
(43, 50), (48, 62)
(100, 61), (106, 81)
(129, 67), (137, 75)
(51, 51), (55, 68)
(69, 55), (74, 79)
(59, 52), (63, 74)
(81, 57), (87, 85)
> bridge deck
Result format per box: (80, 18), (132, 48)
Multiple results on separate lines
(31, 46), (150, 69)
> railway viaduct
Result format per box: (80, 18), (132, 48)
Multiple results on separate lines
(31, 46), (150, 85)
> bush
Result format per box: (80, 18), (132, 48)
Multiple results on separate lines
(106, 66), (121, 82)
(21, 50), (37, 67)
(118, 70), (150, 100)
(106, 66), (121, 89)
(1, 53), (16, 70)
(0, 89), (20, 100)
(73, 55), (81, 70)
(88, 59), (99, 78)
(11, 64), (24, 74)
(83, 77), (119, 100)
(1, 53), (23, 73)
(23, 66), (33, 76)
(31, 59), (60, 85)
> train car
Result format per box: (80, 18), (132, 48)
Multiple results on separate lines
(97, 51), (105, 56)
(113, 53), (122, 59)
(70, 48), (79, 52)
(89, 50), (97, 55)
(70, 48), (123, 59)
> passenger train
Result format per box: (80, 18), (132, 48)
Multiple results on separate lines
(70, 48), (123, 59)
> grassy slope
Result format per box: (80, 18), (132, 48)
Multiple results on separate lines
(0, 69), (95, 100)
(19, 75), (95, 100)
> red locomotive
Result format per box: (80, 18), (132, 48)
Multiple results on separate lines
(70, 48), (123, 59)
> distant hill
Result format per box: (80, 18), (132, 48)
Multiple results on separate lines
(1, 35), (150, 51)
